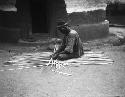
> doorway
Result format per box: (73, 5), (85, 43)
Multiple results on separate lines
(30, 0), (47, 33)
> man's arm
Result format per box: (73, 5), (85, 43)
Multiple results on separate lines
(63, 34), (75, 54)
(50, 38), (66, 59)
(54, 44), (65, 54)
(53, 37), (66, 54)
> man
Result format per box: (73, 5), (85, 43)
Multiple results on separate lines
(50, 21), (84, 61)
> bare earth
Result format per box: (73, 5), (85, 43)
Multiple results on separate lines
(0, 27), (125, 97)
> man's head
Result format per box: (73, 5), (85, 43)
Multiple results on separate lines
(57, 21), (70, 35)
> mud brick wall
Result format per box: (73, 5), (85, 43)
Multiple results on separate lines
(71, 21), (109, 41)
(57, 21), (109, 41)
(57, 9), (109, 41)
(0, 26), (20, 42)
(46, 0), (68, 37)
(68, 9), (106, 26)
(0, 0), (31, 42)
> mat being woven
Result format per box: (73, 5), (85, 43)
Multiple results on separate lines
(5, 51), (114, 67)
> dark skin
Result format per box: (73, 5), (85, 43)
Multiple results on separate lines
(50, 25), (71, 60)
(57, 26), (70, 35)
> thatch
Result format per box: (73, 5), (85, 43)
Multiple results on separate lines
(0, 0), (16, 11)
(0, 0), (16, 6)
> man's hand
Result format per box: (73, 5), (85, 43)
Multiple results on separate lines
(50, 53), (58, 60)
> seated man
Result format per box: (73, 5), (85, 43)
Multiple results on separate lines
(50, 21), (84, 61)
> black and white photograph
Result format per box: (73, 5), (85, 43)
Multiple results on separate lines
(0, 0), (125, 97)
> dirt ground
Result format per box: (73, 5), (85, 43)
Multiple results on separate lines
(0, 27), (125, 97)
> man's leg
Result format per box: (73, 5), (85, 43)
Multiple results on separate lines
(57, 53), (75, 61)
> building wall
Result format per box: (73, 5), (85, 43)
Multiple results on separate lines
(46, 0), (68, 37)
(0, 0), (68, 42)
(0, 0), (31, 42)
(61, 0), (109, 41)
(106, 3), (125, 25)
(0, 0), (110, 42)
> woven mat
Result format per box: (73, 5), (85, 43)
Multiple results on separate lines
(4, 51), (114, 67)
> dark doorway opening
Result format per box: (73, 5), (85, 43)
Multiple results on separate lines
(30, 0), (47, 33)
